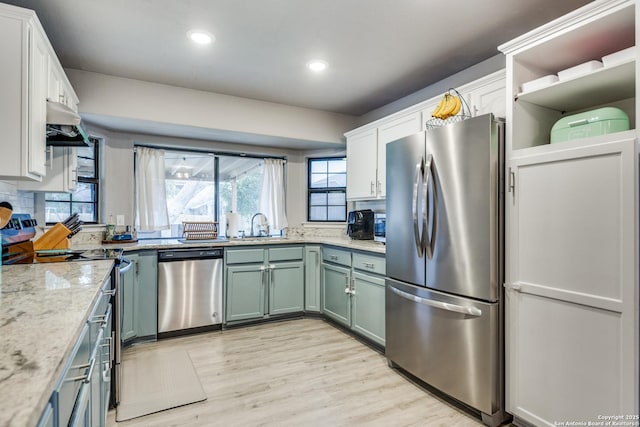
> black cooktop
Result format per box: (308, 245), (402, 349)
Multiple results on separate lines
(2, 247), (123, 265)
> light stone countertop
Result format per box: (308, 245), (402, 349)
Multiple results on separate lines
(0, 260), (115, 427)
(0, 237), (383, 426)
(74, 236), (387, 255)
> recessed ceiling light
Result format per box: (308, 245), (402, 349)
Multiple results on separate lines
(187, 29), (214, 44)
(307, 60), (328, 72)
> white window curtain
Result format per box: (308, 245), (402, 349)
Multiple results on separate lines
(135, 147), (170, 231)
(259, 158), (288, 231)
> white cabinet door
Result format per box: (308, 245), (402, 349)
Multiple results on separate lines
(19, 147), (77, 192)
(505, 136), (637, 426)
(28, 26), (49, 178)
(346, 128), (378, 200)
(0, 9), (48, 181)
(468, 75), (506, 118)
(377, 112), (421, 198)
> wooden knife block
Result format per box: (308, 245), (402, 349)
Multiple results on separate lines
(33, 223), (71, 250)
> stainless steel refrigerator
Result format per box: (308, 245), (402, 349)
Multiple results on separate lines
(385, 113), (507, 426)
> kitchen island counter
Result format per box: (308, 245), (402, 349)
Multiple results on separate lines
(0, 260), (115, 427)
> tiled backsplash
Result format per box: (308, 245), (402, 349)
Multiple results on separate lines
(0, 181), (34, 215)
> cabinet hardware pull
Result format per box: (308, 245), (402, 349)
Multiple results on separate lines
(362, 262), (375, 268)
(330, 255), (338, 261)
(504, 282), (522, 292)
(102, 289), (116, 296)
(370, 181), (375, 195)
(508, 167), (515, 194)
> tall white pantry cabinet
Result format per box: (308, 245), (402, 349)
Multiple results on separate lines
(498, 1), (638, 426)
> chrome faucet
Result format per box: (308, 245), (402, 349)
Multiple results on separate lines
(250, 213), (269, 237)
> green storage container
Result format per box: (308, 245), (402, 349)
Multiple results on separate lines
(550, 107), (629, 143)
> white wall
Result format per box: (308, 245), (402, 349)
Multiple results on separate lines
(66, 69), (357, 147)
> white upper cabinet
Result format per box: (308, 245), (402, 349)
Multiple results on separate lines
(346, 128), (378, 200)
(375, 112), (422, 199)
(345, 70), (506, 201)
(499, 1), (638, 425)
(0, 7), (47, 181)
(0, 3), (80, 182)
(19, 147), (78, 193)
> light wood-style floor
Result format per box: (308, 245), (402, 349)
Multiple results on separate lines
(108, 318), (483, 427)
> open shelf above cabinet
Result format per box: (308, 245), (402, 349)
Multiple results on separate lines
(517, 60), (635, 111)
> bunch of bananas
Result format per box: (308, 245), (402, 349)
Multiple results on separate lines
(431, 93), (462, 120)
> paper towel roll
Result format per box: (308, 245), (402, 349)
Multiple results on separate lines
(226, 212), (240, 238)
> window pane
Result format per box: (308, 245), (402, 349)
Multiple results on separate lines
(327, 192), (345, 205)
(218, 155), (263, 236)
(45, 202), (71, 223)
(310, 206), (327, 221)
(310, 160), (327, 174)
(45, 192), (71, 201)
(310, 193), (327, 206)
(73, 183), (95, 202)
(76, 146), (94, 160)
(327, 174), (346, 187)
(310, 173), (328, 189)
(328, 206), (346, 221)
(71, 202), (96, 222)
(328, 159), (346, 173)
(77, 156), (95, 178)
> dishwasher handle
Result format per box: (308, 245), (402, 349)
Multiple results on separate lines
(158, 248), (223, 261)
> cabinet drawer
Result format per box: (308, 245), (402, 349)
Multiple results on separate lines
(268, 246), (303, 262)
(352, 252), (385, 275)
(225, 248), (265, 264)
(322, 247), (351, 267)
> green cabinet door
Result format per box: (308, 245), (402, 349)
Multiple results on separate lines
(269, 261), (304, 315)
(351, 271), (386, 346)
(226, 264), (266, 322)
(135, 251), (158, 339)
(321, 262), (351, 327)
(304, 246), (321, 312)
(120, 253), (138, 343)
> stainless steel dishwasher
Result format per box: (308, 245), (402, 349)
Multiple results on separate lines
(157, 247), (223, 336)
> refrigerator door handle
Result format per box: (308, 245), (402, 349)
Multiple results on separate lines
(390, 285), (482, 317)
(413, 158), (425, 258)
(424, 154), (435, 259)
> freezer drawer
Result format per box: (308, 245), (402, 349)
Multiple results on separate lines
(385, 278), (500, 416)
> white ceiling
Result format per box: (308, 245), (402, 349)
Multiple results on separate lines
(7, 0), (594, 118)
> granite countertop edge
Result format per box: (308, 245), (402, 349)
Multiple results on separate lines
(0, 259), (115, 427)
(76, 237), (386, 254)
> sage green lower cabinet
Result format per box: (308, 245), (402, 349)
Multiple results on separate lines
(121, 251), (158, 345)
(321, 262), (351, 326)
(270, 261), (305, 315)
(226, 265), (266, 322)
(45, 276), (113, 427)
(321, 246), (386, 347)
(225, 246), (304, 324)
(351, 271), (386, 346)
(304, 245), (321, 312)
